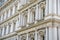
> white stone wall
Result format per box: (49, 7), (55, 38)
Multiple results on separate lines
(0, 0), (60, 40)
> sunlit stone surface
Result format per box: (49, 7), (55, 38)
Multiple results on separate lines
(0, 0), (60, 40)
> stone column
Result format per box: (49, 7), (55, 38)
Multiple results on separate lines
(19, 13), (24, 27)
(26, 33), (29, 40)
(4, 11), (6, 19)
(27, 9), (31, 23)
(35, 4), (39, 21)
(23, 15), (26, 26)
(38, 32), (41, 40)
(21, 14), (23, 26)
(49, 27), (53, 40)
(17, 35), (20, 40)
(19, 13), (21, 26)
(48, 27), (57, 40)
(4, 12), (6, 20)
(35, 4), (42, 20)
(58, 0), (60, 15)
(28, 8), (35, 24)
(10, 22), (14, 32)
(18, 35), (22, 40)
(49, 0), (53, 14)
(17, 0), (21, 10)
(45, 27), (49, 40)
(16, 18), (20, 30)
(49, 0), (58, 14)
(53, 0), (58, 14)
(8, 9), (10, 17)
(58, 27), (60, 40)
(22, 15), (25, 26)
(31, 10), (35, 23)
(45, 0), (49, 16)
(52, 27), (57, 40)
(12, 5), (15, 15)
(39, 4), (42, 20)
(35, 30), (38, 40)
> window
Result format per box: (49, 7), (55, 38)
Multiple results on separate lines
(3, 14), (4, 21)
(15, 4), (18, 13)
(1, 28), (2, 35)
(0, 28), (2, 37)
(30, 34), (34, 40)
(43, 35), (44, 40)
(22, 11), (27, 26)
(31, 7), (36, 23)
(10, 8), (13, 16)
(4, 26), (6, 35)
(8, 24), (11, 34)
(13, 21), (16, 32)
(42, 8), (45, 19)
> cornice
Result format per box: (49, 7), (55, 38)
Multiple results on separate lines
(0, 0), (14, 11)
(16, 19), (52, 33)
(0, 32), (17, 39)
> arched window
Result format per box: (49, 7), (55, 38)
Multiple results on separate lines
(8, 23), (11, 34)
(42, 8), (45, 19)
(4, 25), (7, 35)
(13, 21), (16, 32)
(40, 3), (45, 19)
(10, 8), (13, 16)
(30, 7), (36, 23)
(0, 28), (2, 36)
(23, 11), (27, 27)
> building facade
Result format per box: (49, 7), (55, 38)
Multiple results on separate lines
(0, 0), (60, 40)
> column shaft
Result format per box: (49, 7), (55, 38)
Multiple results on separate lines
(27, 9), (34, 24)
(26, 33), (29, 40)
(10, 23), (13, 32)
(19, 14), (21, 26)
(35, 4), (39, 20)
(49, 0), (53, 14)
(45, 0), (49, 16)
(8, 9), (10, 17)
(58, 28), (60, 40)
(58, 0), (60, 15)
(12, 5), (15, 15)
(49, 27), (57, 40)
(53, 0), (58, 14)
(4, 12), (6, 20)
(19, 14), (23, 27)
(45, 27), (49, 40)
(27, 9), (31, 23)
(52, 27), (57, 40)
(49, 27), (53, 40)
(35, 31), (38, 40)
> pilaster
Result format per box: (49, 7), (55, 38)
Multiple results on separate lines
(35, 30), (38, 40)
(26, 33), (29, 40)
